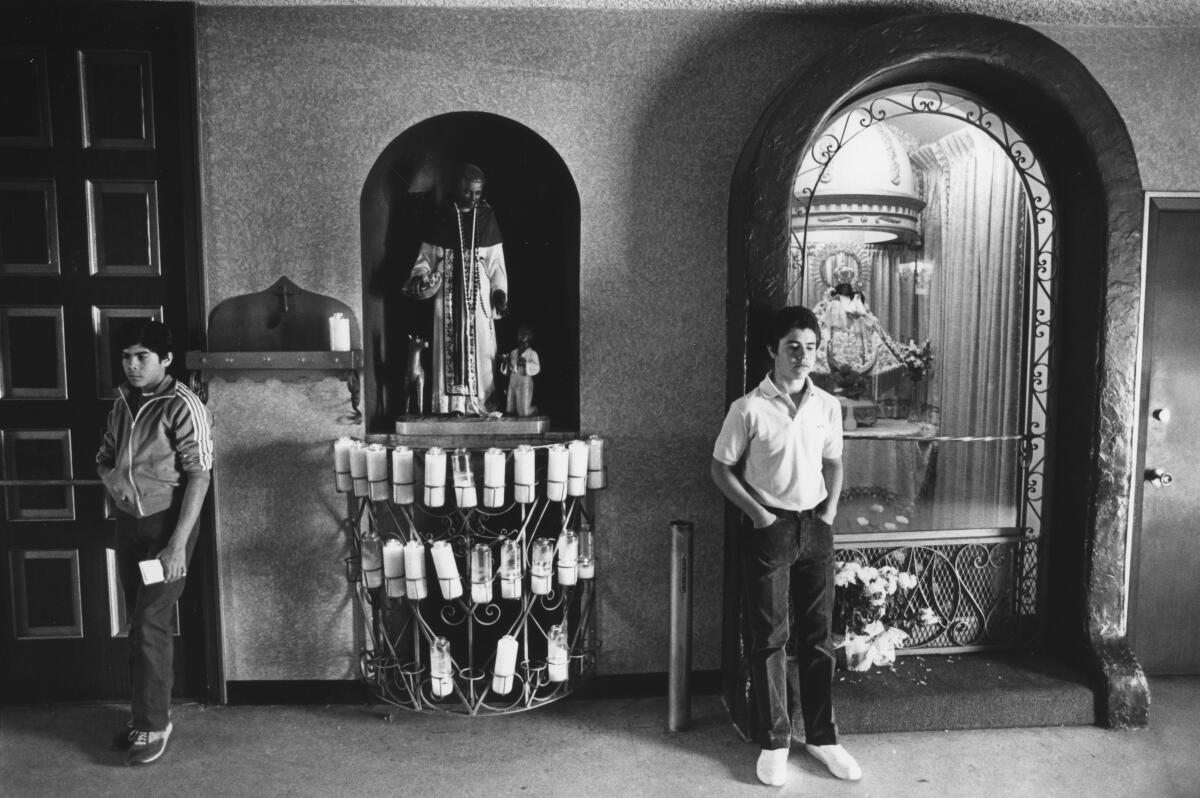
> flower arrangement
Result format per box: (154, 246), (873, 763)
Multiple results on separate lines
(832, 561), (940, 671)
(900, 339), (933, 382)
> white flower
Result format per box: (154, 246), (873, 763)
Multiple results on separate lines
(863, 620), (886, 637)
(898, 572), (918, 590)
(858, 566), (879, 583)
(919, 607), (941, 626)
(834, 561), (860, 588)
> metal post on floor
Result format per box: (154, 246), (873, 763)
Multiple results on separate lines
(668, 519), (694, 732)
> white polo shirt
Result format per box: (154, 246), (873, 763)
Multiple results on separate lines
(712, 374), (843, 512)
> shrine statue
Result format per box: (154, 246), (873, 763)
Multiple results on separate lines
(501, 324), (540, 417)
(403, 164), (509, 415)
(814, 282), (901, 378)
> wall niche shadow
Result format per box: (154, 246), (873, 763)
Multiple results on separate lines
(360, 111), (580, 433)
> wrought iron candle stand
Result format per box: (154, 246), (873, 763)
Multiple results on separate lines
(335, 439), (604, 716)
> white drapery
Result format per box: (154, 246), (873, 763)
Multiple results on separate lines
(913, 127), (1026, 529)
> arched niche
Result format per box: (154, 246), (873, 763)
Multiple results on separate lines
(360, 112), (581, 433)
(726, 14), (1146, 729)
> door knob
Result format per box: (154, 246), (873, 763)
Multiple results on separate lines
(1145, 467), (1174, 487)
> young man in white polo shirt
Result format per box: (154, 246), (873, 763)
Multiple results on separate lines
(711, 305), (862, 787)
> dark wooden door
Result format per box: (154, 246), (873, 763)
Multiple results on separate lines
(1131, 195), (1200, 674)
(0, 4), (209, 702)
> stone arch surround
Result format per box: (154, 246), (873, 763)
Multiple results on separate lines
(725, 13), (1148, 729)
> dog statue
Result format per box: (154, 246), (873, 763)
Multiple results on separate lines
(403, 334), (429, 415)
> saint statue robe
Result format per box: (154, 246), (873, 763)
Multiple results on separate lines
(409, 201), (508, 414)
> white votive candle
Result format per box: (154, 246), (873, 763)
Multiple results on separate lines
(470, 543), (493, 604)
(333, 437), (354, 492)
(452, 449), (477, 509)
(499, 539), (522, 599)
(366, 443), (388, 502)
(430, 636), (453, 698)
(391, 446), (414, 505)
(382, 538), (406, 598)
(546, 444), (568, 502)
(557, 529), (578, 586)
(546, 624), (568, 682)
(513, 445), (535, 504)
(567, 439), (588, 497)
(530, 538), (555, 595)
(349, 441), (368, 497)
(587, 435), (607, 490)
(403, 540), (427, 600)
(483, 447), (505, 508)
(329, 312), (351, 351)
(424, 447), (446, 507)
(492, 635), (518, 695)
(431, 540), (463, 600)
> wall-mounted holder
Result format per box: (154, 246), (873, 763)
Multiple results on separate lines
(185, 349), (363, 420)
(186, 276), (363, 421)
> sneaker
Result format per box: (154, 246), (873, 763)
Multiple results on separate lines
(805, 743), (862, 781)
(756, 747), (789, 787)
(112, 721), (137, 750)
(126, 722), (173, 766)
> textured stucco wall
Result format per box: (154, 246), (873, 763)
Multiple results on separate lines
(197, 5), (1200, 680)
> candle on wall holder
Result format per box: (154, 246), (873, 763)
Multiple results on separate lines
(499, 539), (523, 599)
(360, 526), (383, 589)
(430, 636), (453, 698)
(470, 543), (493, 604)
(513, 445), (535, 504)
(424, 447), (446, 507)
(382, 538), (406, 598)
(333, 437), (354, 492)
(578, 519), (596, 579)
(567, 439), (588, 497)
(365, 443), (389, 502)
(587, 435), (607, 490)
(546, 444), (568, 502)
(546, 623), (568, 682)
(483, 447), (505, 508)
(391, 446), (414, 505)
(492, 634), (518, 694)
(530, 538), (555, 595)
(403, 540), (427, 600)
(329, 312), (351, 351)
(349, 440), (369, 497)
(452, 448), (477, 509)
(556, 529), (578, 586)
(431, 540), (463, 600)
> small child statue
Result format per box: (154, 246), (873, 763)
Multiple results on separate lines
(501, 324), (540, 417)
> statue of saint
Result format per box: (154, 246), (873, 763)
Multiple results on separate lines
(501, 324), (540, 417)
(403, 165), (509, 415)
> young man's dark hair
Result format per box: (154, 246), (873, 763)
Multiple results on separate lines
(766, 305), (822, 353)
(117, 320), (174, 361)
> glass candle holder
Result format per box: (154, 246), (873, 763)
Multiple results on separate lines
(587, 435), (607, 490)
(492, 635), (518, 695)
(545, 444), (568, 502)
(349, 440), (369, 497)
(483, 447), (505, 508)
(530, 538), (555, 595)
(546, 624), (568, 682)
(424, 447), (446, 507)
(452, 448), (477, 509)
(499, 539), (523, 599)
(360, 527), (383, 589)
(366, 443), (389, 502)
(470, 543), (493, 604)
(578, 520), (595, 579)
(430, 636), (453, 698)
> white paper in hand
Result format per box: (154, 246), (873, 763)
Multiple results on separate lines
(139, 559), (164, 585)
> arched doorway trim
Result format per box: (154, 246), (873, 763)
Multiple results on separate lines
(726, 13), (1147, 729)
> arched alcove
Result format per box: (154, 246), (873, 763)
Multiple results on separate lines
(726, 13), (1147, 730)
(361, 112), (580, 433)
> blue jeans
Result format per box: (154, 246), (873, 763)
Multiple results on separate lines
(115, 504), (195, 732)
(743, 509), (838, 750)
